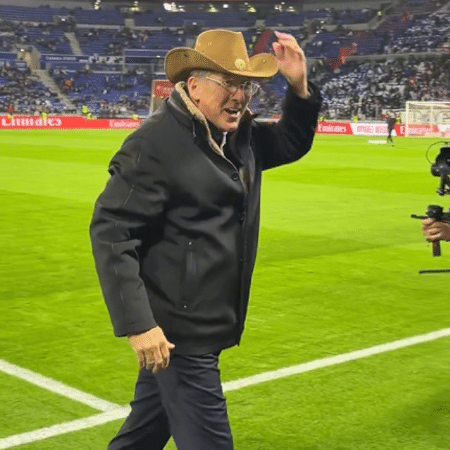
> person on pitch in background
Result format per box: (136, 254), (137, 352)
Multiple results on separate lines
(90, 29), (322, 450)
(386, 111), (397, 147)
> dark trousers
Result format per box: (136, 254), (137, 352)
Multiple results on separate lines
(108, 353), (233, 450)
(387, 127), (394, 142)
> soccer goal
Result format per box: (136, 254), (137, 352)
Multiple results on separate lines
(405, 101), (450, 137)
(149, 79), (174, 115)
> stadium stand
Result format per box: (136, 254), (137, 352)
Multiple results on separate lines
(0, 0), (449, 119)
(0, 63), (70, 115)
(51, 69), (152, 117)
(305, 0), (449, 58)
(310, 55), (450, 120)
(19, 25), (73, 54)
(382, 12), (450, 54)
(0, 4), (70, 22)
(265, 8), (377, 28)
(73, 8), (124, 26)
(133, 9), (256, 28)
(75, 28), (184, 56)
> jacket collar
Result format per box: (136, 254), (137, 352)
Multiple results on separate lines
(167, 82), (252, 158)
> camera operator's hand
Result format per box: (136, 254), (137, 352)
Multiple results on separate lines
(422, 218), (450, 242)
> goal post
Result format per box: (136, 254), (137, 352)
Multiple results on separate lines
(405, 101), (450, 137)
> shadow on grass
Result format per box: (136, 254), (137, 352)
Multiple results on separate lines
(393, 388), (450, 448)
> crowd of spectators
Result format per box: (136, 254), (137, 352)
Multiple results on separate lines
(24, 26), (71, 54)
(306, 11), (450, 59)
(1, 1), (450, 119)
(1, 18), (74, 54)
(329, 8), (378, 25)
(0, 20), (29, 53)
(0, 63), (67, 115)
(50, 67), (153, 117)
(310, 55), (450, 120)
(382, 13), (450, 54)
(75, 27), (184, 56)
(95, 95), (150, 118)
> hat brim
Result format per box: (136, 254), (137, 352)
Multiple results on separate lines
(165, 48), (278, 84)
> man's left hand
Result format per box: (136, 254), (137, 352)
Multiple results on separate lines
(272, 31), (309, 99)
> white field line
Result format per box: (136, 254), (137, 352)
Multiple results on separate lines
(222, 327), (450, 392)
(1, 327), (450, 449)
(0, 409), (131, 450)
(0, 359), (121, 413)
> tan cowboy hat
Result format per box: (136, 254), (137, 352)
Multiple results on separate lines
(165, 29), (278, 84)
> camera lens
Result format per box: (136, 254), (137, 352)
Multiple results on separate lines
(432, 147), (450, 176)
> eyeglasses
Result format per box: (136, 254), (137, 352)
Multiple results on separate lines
(204, 76), (260, 97)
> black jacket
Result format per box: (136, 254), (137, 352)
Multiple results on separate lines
(90, 82), (322, 355)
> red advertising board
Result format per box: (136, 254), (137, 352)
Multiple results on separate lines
(406, 124), (439, 136)
(316, 122), (352, 134)
(316, 122), (405, 136)
(0, 116), (410, 137)
(0, 115), (143, 129)
(152, 80), (174, 98)
(150, 79), (174, 114)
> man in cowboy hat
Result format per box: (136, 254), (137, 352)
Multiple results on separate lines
(90, 29), (321, 450)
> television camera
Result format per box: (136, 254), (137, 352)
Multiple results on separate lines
(411, 142), (450, 271)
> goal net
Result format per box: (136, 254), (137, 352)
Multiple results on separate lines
(149, 79), (174, 115)
(405, 101), (450, 137)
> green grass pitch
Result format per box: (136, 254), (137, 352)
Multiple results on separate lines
(1, 130), (450, 449)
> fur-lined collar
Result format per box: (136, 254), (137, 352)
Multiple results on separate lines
(174, 81), (251, 158)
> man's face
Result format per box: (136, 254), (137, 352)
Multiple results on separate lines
(187, 72), (255, 132)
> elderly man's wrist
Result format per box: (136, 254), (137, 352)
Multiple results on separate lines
(291, 82), (310, 99)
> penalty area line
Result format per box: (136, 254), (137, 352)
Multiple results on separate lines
(1, 327), (450, 448)
(0, 409), (131, 450)
(0, 359), (121, 413)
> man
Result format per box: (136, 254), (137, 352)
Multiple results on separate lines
(386, 111), (397, 147)
(90, 29), (321, 450)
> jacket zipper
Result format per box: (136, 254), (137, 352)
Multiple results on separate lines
(186, 240), (195, 276)
(192, 120), (247, 193)
(192, 120), (247, 332)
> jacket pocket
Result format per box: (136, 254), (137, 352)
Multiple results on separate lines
(181, 239), (197, 310)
